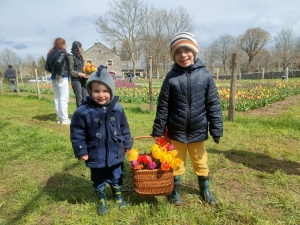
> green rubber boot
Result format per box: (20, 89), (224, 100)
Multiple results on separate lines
(198, 176), (217, 206)
(98, 187), (109, 215)
(111, 185), (127, 208)
(168, 175), (182, 206)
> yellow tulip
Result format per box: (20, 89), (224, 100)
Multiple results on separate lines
(152, 144), (162, 160)
(167, 150), (178, 159)
(129, 148), (139, 161)
(170, 158), (183, 169)
(160, 153), (173, 163)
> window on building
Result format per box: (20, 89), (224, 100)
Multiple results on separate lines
(86, 59), (92, 64)
(107, 60), (113, 66)
(97, 50), (102, 55)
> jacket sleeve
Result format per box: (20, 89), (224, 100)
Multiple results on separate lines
(205, 76), (223, 137)
(70, 110), (88, 158)
(55, 52), (67, 76)
(69, 55), (80, 78)
(151, 78), (169, 136)
(120, 110), (133, 150)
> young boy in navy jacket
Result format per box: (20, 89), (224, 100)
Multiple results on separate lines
(71, 65), (133, 215)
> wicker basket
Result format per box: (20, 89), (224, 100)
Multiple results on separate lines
(131, 136), (174, 196)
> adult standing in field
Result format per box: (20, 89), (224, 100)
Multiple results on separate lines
(69, 41), (88, 108)
(46, 37), (71, 125)
(151, 32), (223, 207)
(5, 65), (17, 92)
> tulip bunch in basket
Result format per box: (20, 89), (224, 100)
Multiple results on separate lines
(128, 136), (183, 171)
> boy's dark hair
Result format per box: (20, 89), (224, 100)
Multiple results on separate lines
(8, 65), (12, 68)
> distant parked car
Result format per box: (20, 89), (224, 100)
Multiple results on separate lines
(27, 76), (52, 84)
(115, 75), (124, 80)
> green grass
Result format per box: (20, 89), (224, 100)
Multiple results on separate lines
(0, 89), (299, 225)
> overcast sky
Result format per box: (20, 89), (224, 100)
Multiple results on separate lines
(1, 0), (300, 60)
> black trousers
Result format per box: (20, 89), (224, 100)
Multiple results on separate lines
(71, 79), (88, 108)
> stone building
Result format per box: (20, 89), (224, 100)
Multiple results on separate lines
(82, 42), (145, 78)
(82, 42), (121, 77)
(121, 61), (144, 78)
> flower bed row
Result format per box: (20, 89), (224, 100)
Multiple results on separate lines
(9, 79), (300, 112)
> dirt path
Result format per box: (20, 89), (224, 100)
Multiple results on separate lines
(239, 94), (300, 116)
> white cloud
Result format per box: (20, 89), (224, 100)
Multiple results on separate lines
(0, 0), (300, 59)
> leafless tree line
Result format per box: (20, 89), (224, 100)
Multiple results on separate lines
(1, 0), (300, 77)
(94, 0), (300, 76)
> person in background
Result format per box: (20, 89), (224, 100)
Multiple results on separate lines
(151, 32), (223, 207)
(5, 65), (17, 92)
(46, 37), (71, 124)
(69, 41), (88, 108)
(70, 65), (133, 215)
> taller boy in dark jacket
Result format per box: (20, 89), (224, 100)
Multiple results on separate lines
(152, 32), (223, 207)
(70, 65), (133, 215)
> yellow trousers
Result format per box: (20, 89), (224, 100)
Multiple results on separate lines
(170, 139), (209, 176)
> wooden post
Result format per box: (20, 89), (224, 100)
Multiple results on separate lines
(35, 69), (41, 99)
(16, 69), (20, 95)
(20, 64), (23, 83)
(286, 67), (288, 81)
(148, 56), (154, 111)
(216, 68), (219, 80)
(0, 76), (2, 94)
(262, 68), (265, 80)
(228, 53), (238, 122)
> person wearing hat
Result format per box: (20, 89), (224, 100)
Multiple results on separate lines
(5, 65), (17, 92)
(70, 65), (133, 215)
(151, 32), (223, 207)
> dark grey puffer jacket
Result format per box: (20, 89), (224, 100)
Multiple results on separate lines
(152, 58), (223, 143)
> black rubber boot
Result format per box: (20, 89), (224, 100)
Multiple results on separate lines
(110, 185), (127, 208)
(198, 176), (217, 206)
(168, 175), (182, 206)
(97, 187), (109, 215)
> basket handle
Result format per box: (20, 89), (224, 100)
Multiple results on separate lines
(133, 135), (153, 140)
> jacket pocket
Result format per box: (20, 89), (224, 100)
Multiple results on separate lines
(112, 135), (125, 158)
(86, 140), (99, 162)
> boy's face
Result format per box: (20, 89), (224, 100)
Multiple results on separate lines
(174, 47), (194, 68)
(91, 82), (111, 105)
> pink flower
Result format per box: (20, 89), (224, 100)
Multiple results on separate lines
(130, 160), (139, 168)
(168, 144), (174, 151)
(147, 161), (157, 170)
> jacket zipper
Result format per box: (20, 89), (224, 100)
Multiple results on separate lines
(186, 70), (191, 143)
(103, 107), (108, 168)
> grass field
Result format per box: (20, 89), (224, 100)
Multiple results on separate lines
(0, 87), (299, 225)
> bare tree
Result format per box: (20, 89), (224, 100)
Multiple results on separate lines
(23, 54), (37, 76)
(162, 6), (194, 66)
(0, 48), (21, 66)
(294, 37), (300, 69)
(256, 48), (272, 72)
(201, 44), (218, 73)
(211, 34), (235, 74)
(273, 28), (295, 70)
(37, 56), (46, 75)
(94, 0), (149, 76)
(237, 27), (271, 72)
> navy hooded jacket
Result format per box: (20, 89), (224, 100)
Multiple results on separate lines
(152, 58), (223, 143)
(70, 96), (133, 168)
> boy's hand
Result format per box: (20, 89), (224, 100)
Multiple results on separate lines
(213, 136), (220, 144)
(80, 155), (89, 161)
(125, 150), (130, 154)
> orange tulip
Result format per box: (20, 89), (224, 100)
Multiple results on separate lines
(161, 161), (170, 171)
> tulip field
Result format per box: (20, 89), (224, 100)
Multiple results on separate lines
(14, 78), (300, 112)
